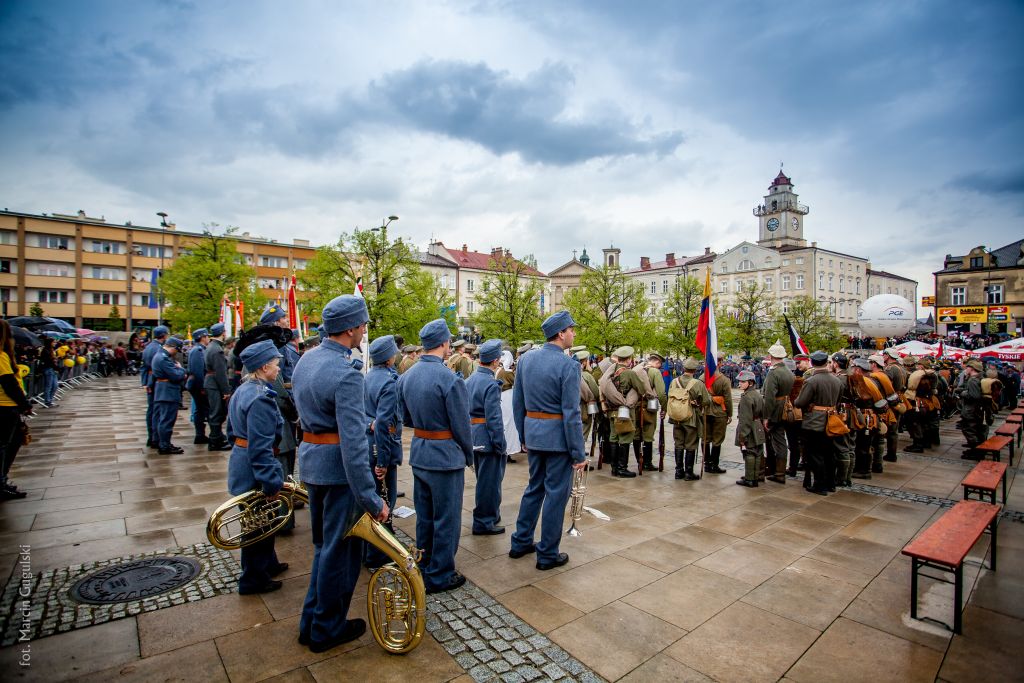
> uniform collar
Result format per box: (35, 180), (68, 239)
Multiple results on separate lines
(542, 342), (563, 353)
(475, 366), (495, 378)
(322, 338), (352, 357)
(420, 354), (443, 363)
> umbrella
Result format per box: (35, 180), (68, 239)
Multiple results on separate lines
(46, 317), (77, 332)
(972, 338), (1024, 362)
(77, 328), (96, 336)
(10, 325), (42, 348)
(6, 316), (54, 329)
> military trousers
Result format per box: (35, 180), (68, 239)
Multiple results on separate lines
(671, 422), (702, 452)
(145, 389), (155, 442)
(300, 482), (362, 645)
(832, 431), (855, 484)
(961, 414), (988, 448)
(766, 421), (788, 475)
(640, 409), (658, 442)
(153, 399), (179, 448)
(802, 428), (833, 492)
(364, 464), (397, 568)
(413, 466), (465, 592)
(472, 451), (506, 533)
(706, 415), (727, 446)
(511, 449), (573, 565)
(206, 388), (228, 439)
(608, 412), (636, 445)
(784, 422), (803, 471)
(741, 446), (763, 482)
(188, 387), (209, 438)
(238, 535), (281, 594)
(853, 429), (874, 474)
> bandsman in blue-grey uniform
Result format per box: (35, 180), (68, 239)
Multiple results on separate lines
(204, 322), (232, 451)
(226, 340), (288, 594)
(292, 295), (387, 653)
(363, 335), (404, 569)
(467, 339), (507, 535)
(151, 336), (186, 454)
(186, 328), (210, 444)
(260, 304), (298, 384)
(141, 325), (170, 448)
(510, 311), (587, 570)
(398, 318), (474, 593)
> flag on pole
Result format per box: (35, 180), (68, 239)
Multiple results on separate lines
(353, 266), (368, 373)
(784, 315), (810, 356)
(221, 295), (233, 338)
(695, 269), (718, 389)
(148, 269), (159, 308)
(287, 274), (299, 329)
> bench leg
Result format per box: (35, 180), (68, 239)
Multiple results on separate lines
(954, 563), (963, 635)
(991, 517), (998, 572)
(910, 557), (919, 620)
(1003, 476), (1008, 507)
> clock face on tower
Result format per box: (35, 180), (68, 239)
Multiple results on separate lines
(792, 217), (799, 231)
(766, 218), (780, 232)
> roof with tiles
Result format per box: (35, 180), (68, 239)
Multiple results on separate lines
(442, 243), (546, 277)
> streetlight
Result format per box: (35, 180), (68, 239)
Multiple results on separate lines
(368, 216), (399, 294)
(156, 211), (170, 327)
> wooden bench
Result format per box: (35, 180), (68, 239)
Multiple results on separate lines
(1008, 413), (1023, 425)
(975, 435), (1013, 464)
(994, 422), (1020, 459)
(902, 500), (1000, 634)
(962, 461), (1008, 505)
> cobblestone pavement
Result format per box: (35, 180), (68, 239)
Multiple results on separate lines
(0, 376), (1021, 682)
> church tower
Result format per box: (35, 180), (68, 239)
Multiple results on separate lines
(602, 245), (621, 269)
(755, 169), (809, 248)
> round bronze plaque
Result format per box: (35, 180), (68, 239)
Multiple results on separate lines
(70, 556), (202, 604)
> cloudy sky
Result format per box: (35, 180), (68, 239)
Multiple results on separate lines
(2, 1), (1021, 312)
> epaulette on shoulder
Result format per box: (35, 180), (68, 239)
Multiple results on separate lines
(262, 384), (278, 399)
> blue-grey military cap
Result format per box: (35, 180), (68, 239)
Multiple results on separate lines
(369, 335), (399, 364)
(209, 322), (225, 336)
(153, 325), (170, 339)
(851, 357), (871, 371)
(240, 339), (282, 372)
(321, 294), (369, 334)
(810, 350), (829, 365)
(541, 310), (576, 339)
(259, 304), (287, 325)
(479, 339), (503, 364)
(191, 328), (208, 342)
(164, 336), (184, 350)
(419, 318), (452, 350)
(737, 370), (755, 382)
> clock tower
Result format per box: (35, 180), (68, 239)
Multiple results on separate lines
(755, 169), (809, 248)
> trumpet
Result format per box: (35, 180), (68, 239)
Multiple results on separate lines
(206, 477), (426, 654)
(566, 459), (590, 537)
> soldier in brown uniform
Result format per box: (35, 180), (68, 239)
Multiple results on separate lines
(784, 354), (810, 476)
(761, 342), (795, 484)
(793, 351), (843, 495)
(882, 348), (908, 461)
(734, 369), (765, 487)
(576, 350), (601, 448)
(849, 357), (888, 479)
(447, 339), (473, 378)
(397, 344), (420, 374)
(704, 358), (733, 475)
(635, 353), (669, 472)
(667, 358), (713, 481)
(829, 353), (856, 487)
(598, 346), (646, 478)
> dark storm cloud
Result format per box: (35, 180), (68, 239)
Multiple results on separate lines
(370, 60), (684, 164)
(952, 168), (1024, 197)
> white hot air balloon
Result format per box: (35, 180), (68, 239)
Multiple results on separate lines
(858, 294), (915, 341)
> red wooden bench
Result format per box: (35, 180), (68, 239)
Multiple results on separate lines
(962, 460), (1008, 505)
(994, 422), (1020, 459)
(902, 500), (1000, 634)
(1007, 414), (1023, 426)
(975, 434), (1013, 464)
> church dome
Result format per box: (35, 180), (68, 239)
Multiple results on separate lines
(771, 170), (792, 187)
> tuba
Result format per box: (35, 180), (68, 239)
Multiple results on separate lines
(566, 460), (590, 537)
(206, 478), (426, 654)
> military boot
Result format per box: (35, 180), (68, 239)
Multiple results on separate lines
(613, 444), (636, 478)
(674, 449), (686, 479)
(706, 445), (726, 474)
(642, 442), (657, 471)
(683, 451), (699, 481)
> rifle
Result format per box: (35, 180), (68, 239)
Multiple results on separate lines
(658, 413), (665, 472)
(697, 410), (706, 479)
(596, 413), (605, 470)
(636, 406), (644, 477)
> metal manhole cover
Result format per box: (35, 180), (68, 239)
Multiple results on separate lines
(70, 556), (202, 604)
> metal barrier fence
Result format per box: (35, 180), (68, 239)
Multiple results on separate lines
(21, 355), (106, 419)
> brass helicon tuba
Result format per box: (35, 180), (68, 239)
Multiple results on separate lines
(565, 459), (590, 537)
(207, 478), (426, 654)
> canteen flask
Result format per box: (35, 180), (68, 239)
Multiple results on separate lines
(587, 402), (599, 415)
(616, 405), (631, 419)
(646, 398), (660, 411)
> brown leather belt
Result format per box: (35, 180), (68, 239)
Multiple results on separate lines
(526, 411), (562, 420)
(303, 432), (341, 445)
(156, 378), (168, 382)
(471, 417), (486, 424)
(233, 438), (279, 455)
(812, 406), (833, 412)
(205, 371), (215, 375)
(414, 429), (453, 440)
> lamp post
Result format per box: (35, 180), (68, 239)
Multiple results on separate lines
(155, 211), (170, 327)
(369, 215), (399, 295)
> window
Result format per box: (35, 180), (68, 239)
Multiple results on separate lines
(258, 278), (282, 289)
(0, 259), (11, 274)
(839, 262), (844, 271)
(662, 280), (668, 294)
(970, 256), (984, 268)
(839, 277), (845, 293)
(259, 256), (287, 268)
(839, 302), (845, 318)
(781, 275), (791, 291)
(720, 280), (728, 294)
(90, 266), (126, 280)
(483, 281), (490, 293)
(796, 274), (804, 289)
(293, 259), (308, 270)
(795, 257), (804, 265)
(134, 244), (168, 258)
(650, 281), (656, 294)
(90, 292), (122, 305)
(28, 262), (72, 277)
(38, 290), (69, 303)
(0, 230), (15, 245)
(764, 276), (773, 291)
(0, 288), (10, 302)
(782, 300), (789, 314)
(819, 273), (824, 290)
(467, 300), (475, 313)
(132, 294), (150, 306)
(467, 279), (474, 292)
(90, 240), (122, 254)
(37, 235), (70, 249)
(818, 258), (823, 266)
(720, 264), (728, 273)
(987, 284), (1003, 304)
(855, 278), (861, 294)
(742, 246), (749, 254)
(829, 259), (833, 268)
(782, 259), (790, 266)
(441, 273), (449, 289)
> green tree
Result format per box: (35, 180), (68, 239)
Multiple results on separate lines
(106, 305), (124, 332)
(29, 303), (44, 317)
(299, 227), (453, 341)
(474, 255), (545, 347)
(159, 225), (261, 331)
(564, 265), (655, 355)
(655, 275), (703, 357)
(773, 296), (845, 353)
(718, 282), (776, 357)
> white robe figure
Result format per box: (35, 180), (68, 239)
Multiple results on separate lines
(499, 351), (521, 454)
